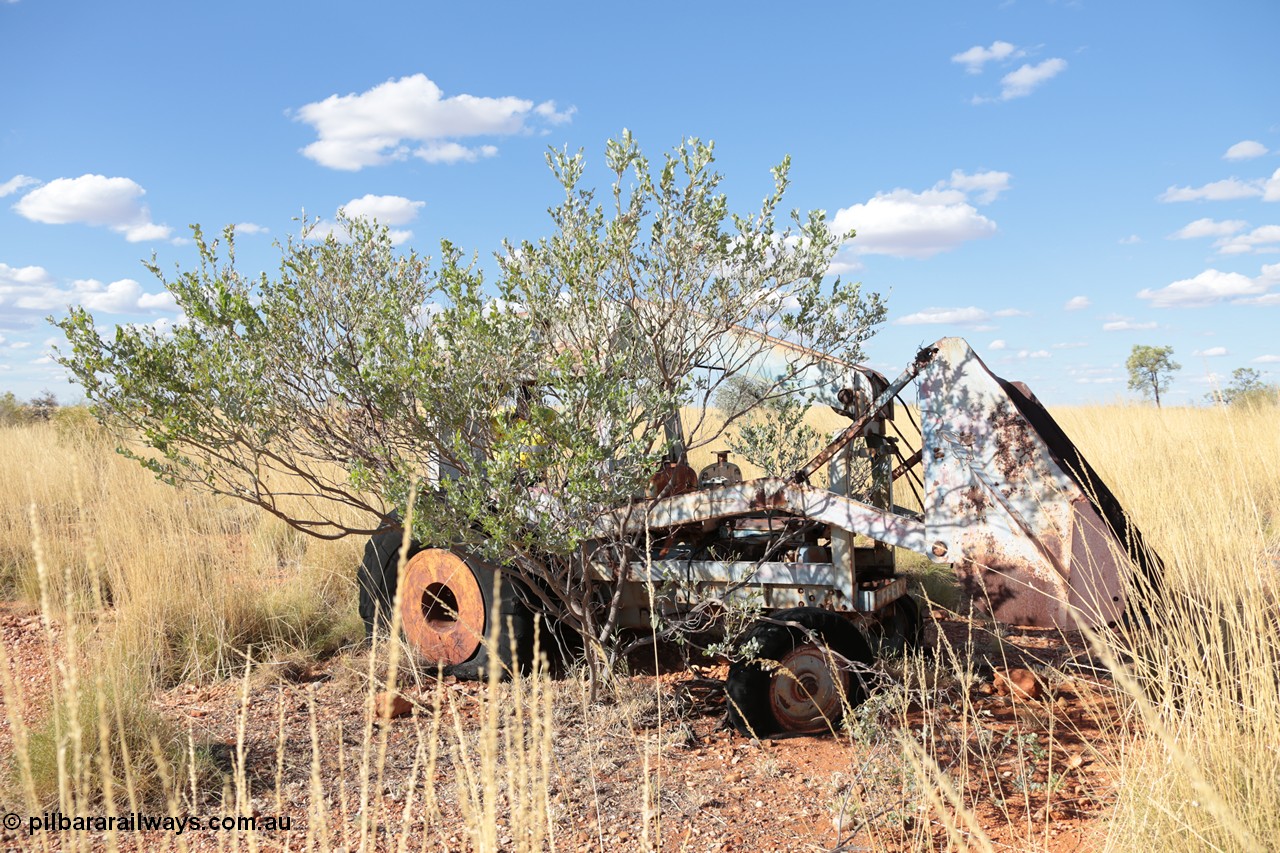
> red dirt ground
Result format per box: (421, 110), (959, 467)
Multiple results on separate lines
(2, 601), (1127, 851)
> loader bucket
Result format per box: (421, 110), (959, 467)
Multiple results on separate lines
(918, 338), (1163, 629)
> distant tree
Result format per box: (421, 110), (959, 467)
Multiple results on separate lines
(1208, 367), (1279, 408)
(0, 392), (27, 426)
(1126, 344), (1180, 407)
(27, 390), (59, 421)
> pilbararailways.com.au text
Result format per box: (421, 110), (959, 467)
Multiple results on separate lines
(13, 811), (295, 836)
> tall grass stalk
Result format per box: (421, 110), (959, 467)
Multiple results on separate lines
(1, 402), (1277, 850)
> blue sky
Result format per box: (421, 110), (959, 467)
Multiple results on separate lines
(2, 0), (1277, 405)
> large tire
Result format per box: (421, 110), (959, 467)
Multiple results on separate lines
(396, 548), (535, 681)
(357, 524), (418, 640)
(726, 607), (873, 737)
(866, 595), (923, 658)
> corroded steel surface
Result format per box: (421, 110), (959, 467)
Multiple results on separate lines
(594, 478), (926, 553)
(587, 335), (1155, 632)
(792, 345), (937, 484)
(770, 645), (848, 734)
(918, 338), (1130, 629)
(398, 549), (486, 665)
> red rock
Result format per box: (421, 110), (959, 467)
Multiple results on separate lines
(993, 668), (1042, 700)
(374, 691), (412, 719)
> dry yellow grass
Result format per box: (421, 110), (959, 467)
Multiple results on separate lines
(1055, 404), (1280, 852)
(0, 421), (363, 688)
(1, 401), (1277, 850)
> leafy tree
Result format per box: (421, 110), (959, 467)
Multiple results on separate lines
(27, 390), (59, 421)
(1208, 367), (1279, 408)
(1126, 344), (1180, 407)
(0, 391), (58, 425)
(0, 392), (27, 426)
(714, 374), (770, 415)
(54, 132), (886, 671)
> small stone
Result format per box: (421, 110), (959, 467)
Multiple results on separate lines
(374, 691), (412, 719)
(993, 667), (1042, 700)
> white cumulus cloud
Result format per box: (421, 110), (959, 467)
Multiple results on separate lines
(234, 222), (269, 235)
(1103, 319), (1158, 332)
(1224, 140), (1268, 160)
(75, 278), (177, 314)
(951, 41), (1022, 74)
(1137, 267), (1274, 307)
(0, 174), (39, 198)
(830, 174), (1001, 259)
(894, 306), (990, 326)
(1214, 225), (1280, 255)
(341, 194), (425, 225)
(1193, 347), (1229, 357)
(1159, 177), (1265, 203)
(12, 175), (172, 242)
(293, 74), (574, 171)
(996, 58), (1067, 100)
(0, 265), (175, 316)
(1253, 354), (1280, 363)
(1169, 218), (1248, 240)
(2, 261), (179, 329)
(310, 194), (427, 246)
(947, 169), (1011, 204)
(0, 262), (55, 291)
(1064, 296), (1090, 311)
(1239, 294), (1280, 305)
(989, 339), (1007, 350)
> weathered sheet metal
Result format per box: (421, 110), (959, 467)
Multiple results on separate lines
(587, 335), (1159, 633)
(792, 345), (937, 484)
(917, 338), (1145, 629)
(593, 477), (927, 554)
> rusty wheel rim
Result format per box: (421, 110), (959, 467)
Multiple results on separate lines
(768, 644), (848, 733)
(398, 549), (486, 665)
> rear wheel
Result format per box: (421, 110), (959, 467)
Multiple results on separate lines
(726, 607), (873, 737)
(357, 524), (418, 640)
(867, 595), (922, 657)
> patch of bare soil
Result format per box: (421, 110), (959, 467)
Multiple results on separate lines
(2, 603), (1127, 851)
(0, 600), (53, 759)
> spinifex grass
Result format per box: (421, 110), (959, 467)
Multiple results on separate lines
(0, 400), (1277, 850)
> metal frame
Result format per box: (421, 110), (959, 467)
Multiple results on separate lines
(594, 337), (1157, 632)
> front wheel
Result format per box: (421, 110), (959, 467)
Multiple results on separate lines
(726, 607), (873, 737)
(396, 548), (535, 681)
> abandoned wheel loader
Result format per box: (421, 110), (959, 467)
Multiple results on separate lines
(361, 336), (1162, 736)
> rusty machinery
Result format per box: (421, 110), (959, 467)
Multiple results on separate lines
(384, 337), (1162, 735)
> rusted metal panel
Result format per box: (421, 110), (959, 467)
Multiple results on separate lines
(583, 334), (1159, 633)
(792, 345), (937, 484)
(593, 477), (926, 553)
(855, 577), (907, 612)
(917, 338), (1143, 629)
(1066, 500), (1127, 626)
